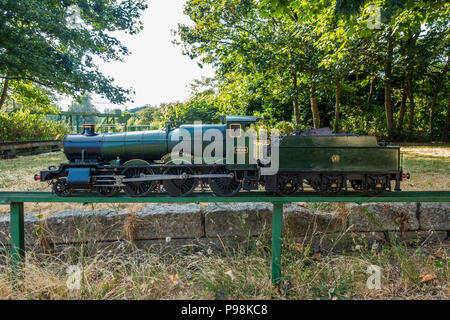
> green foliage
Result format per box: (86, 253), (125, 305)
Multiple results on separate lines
(273, 121), (296, 135)
(0, 110), (69, 142)
(148, 90), (221, 127)
(1, 80), (58, 114)
(68, 94), (99, 123)
(68, 95), (99, 114)
(176, 0), (449, 140)
(137, 106), (163, 126)
(0, 0), (148, 104)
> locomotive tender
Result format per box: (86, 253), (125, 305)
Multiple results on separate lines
(35, 116), (407, 197)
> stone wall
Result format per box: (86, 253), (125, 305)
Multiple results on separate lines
(0, 202), (448, 253)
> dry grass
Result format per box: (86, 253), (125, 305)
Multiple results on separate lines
(400, 145), (450, 191)
(124, 205), (144, 243)
(0, 235), (448, 300)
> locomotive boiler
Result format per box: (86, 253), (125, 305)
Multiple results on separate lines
(35, 116), (408, 197)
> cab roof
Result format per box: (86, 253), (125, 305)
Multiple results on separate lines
(225, 115), (263, 123)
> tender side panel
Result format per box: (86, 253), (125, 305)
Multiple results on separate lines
(279, 146), (400, 172)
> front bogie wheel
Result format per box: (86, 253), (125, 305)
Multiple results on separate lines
(52, 178), (72, 197)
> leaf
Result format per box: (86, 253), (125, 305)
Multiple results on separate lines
(169, 274), (181, 285)
(432, 249), (444, 259)
(419, 273), (437, 283)
(312, 253), (321, 260)
(225, 268), (235, 280)
(295, 243), (304, 254)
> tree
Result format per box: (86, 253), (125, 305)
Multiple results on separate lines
(69, 95), (98, 113)
(160, 89), (221, 127)
(261, 0), (449, 138)
(429, 55), (449, 136)
(138, 106), (163, 125)
(443, 93), (450, 142)
(0, 79), (58, 113)
(68, 94), (99, 123)
(0, 0), (147, 109)
(175, 0), (448, 139)
(176, 0), (329, 128)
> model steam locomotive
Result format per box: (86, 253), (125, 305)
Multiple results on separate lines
(35, 116), (408, 197)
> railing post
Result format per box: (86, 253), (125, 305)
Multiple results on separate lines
(10, 202), (25, 284)
(271, 203), (283, 286)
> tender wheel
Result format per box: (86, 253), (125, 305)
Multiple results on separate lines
(52, 178), (72, 197)
(208, 167), (241, 197)
(276, 175), (299, 196)
(308, 175), (344, 195)
(162, 166), (198, 197)
(350, 180), (363, 191)
(122, 167), (157, 197)
(325, 176), (344, 194)
(305, 179), (319, 191)
(366, 175), (388, 195)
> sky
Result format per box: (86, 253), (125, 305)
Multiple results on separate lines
(58, 0), (215, 112)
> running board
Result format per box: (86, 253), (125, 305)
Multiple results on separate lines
(93, 173), (234, 184)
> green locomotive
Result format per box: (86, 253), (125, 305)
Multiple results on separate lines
(36, 116), (407, 197)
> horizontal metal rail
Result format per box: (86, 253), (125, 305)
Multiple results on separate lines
(0, 191), (449, 204)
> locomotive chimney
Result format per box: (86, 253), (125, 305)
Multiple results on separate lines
(82, 124), (97, 136)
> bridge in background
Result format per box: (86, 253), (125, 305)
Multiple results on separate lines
(41, 111), (155, 133)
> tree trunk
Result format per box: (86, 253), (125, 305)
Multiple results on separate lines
(406, 70), (415, 131)
(429, 56), (449, 136)
(405, 31), (419, 133)
(310, 83), (320, 128)
(368, 76), (375, 103)
(384, 31), (394, 138)
(443, 94), (450, 142)
(333, 81), (340, 132)
(0, 79), (9, 110)
(292, 72), (300, 127)
(397, 89), (407, 132)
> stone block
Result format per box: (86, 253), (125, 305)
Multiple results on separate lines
(347, 202), (418, 232)
(204, 203), (272, 237)
(419, 202), (450, 230)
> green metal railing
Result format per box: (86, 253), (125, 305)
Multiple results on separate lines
(1, 191), (449, 286)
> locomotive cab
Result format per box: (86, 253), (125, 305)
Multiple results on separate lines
(225, 115), (263, 169)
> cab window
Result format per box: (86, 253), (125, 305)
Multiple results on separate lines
(229, 123), (242, 137)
